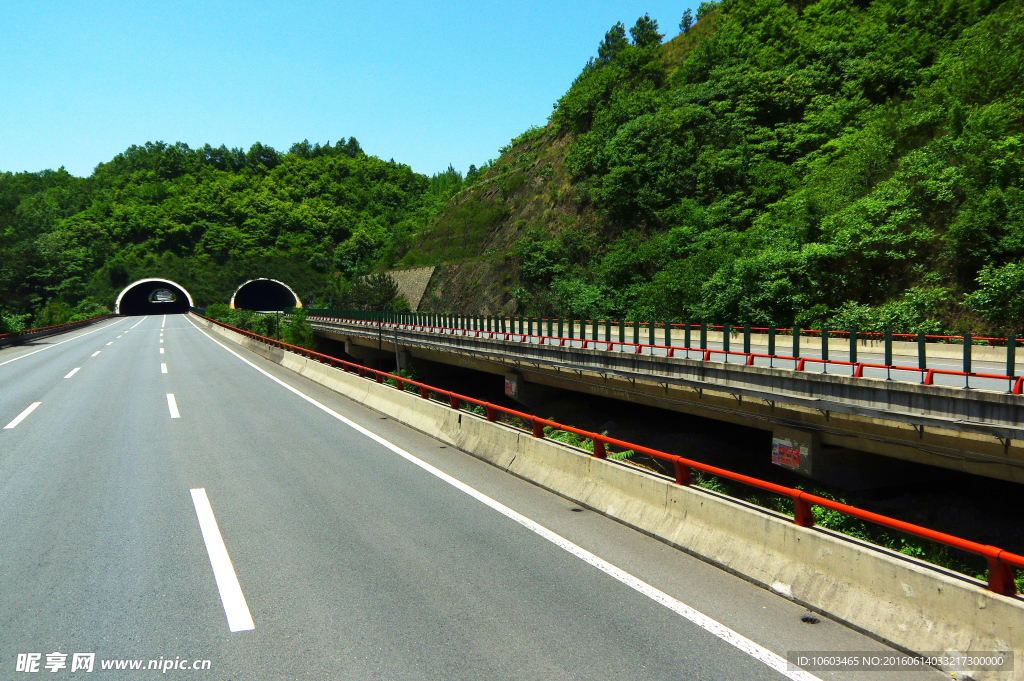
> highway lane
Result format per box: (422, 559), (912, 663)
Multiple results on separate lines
(0, 316), (130, 426)
(0, 314), (948, 679)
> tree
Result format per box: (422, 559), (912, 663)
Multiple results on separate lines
(630, 14), (663, 48)
(597, 22), (629, 63)
(348, 272), (402, 310)
(680, 9), (693, 33)
(696, 1), (718, 22)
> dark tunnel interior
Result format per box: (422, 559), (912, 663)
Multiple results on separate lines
(233, 280), (299, 311)
(118, 281), (191, 315)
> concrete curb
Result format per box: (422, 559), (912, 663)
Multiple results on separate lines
(195, 314), (1024, 680)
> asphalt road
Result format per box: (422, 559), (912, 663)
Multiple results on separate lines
(0, 314), (949, 680)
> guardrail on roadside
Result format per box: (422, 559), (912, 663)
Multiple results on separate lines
(194, 310), (1024, 596)
(0, 313), (114, 348)
(304, 313), (1024, 395)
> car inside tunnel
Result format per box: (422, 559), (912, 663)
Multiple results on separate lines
(116, 280), (192, 315)
(231, 279), (300, 311)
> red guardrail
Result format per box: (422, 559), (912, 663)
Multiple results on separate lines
(198, 311), (1024, 596)
(0, 313), (113, 343)
(304, 316), (1024, 395)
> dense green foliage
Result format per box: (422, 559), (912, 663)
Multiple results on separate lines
(0, 138), (452, 321)
(513, 0), (1024, 334)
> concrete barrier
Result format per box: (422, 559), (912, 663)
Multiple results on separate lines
(0, 314), (114, 349)
(193, 314), (1024, 680)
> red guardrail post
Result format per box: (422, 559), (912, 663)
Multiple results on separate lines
(420, 386), (429, 399)
(1014, 377), (1024, 395)
(375, 372), (383, 384)
(593, 439), (607, 459)
(982, 547), (1017, 595)
(532, 419), (544, 438)
(485, 405), (497, 422)
(449, 394), (459, 409)
(674, 461), (692, 486)
(793, 493), (815, 527)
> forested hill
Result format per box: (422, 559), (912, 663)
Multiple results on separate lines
(0, 139), (458, 329)
(410, 0), (1024, 335)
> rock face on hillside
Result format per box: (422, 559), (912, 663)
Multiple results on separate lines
(384, 266), (435, 311)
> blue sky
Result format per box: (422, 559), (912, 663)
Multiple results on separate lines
(1, 1), (695, 178)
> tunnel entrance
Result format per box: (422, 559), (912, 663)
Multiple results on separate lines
(115, 278), (193, 315)
(230, 278), (301, 311)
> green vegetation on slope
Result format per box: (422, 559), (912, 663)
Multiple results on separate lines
(416, 0), (1024, 335)
(0, 139), (456, 322)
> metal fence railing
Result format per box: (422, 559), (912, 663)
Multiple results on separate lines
(301, 311), (1024, 394)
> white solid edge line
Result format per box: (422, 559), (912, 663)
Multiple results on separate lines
(0, 318), (125, 369)
(4, 402), (42, 429)
(166, 393), (180, 419)
(64, 368), (81, 379)
(161, 363), (168, 374)
(190, 488), (255, 633)
(130, 316), (148, 330)
(91, 351), (101, 357)
(183, 315), (821, 681)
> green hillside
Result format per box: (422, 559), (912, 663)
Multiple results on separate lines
(0, 139), (455, 329)
(409, 0), (1024, 335)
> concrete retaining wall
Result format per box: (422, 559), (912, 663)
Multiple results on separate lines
(194, 314), (1024, 680)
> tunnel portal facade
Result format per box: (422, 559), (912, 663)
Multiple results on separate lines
(230, 279), (301, 311)
(115, 278), (193, 315)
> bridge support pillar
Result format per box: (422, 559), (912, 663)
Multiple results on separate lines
(772, 425), (921, 490)
(503, 371), (560, 408)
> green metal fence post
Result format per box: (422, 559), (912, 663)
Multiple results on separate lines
(619, 320), (625, 343)
(793, 325), (801, 360)
(592, 318), (598, 341)
(684, 321), (691, 352)
(605, 318), (612, 343)
(884, 330), (893, 379)
(649, 321), (655, 346)
(557, 318), (563, 337)
(633, 320), (639, 345)
(964, 332), (972, 387)
(768, 326), (776, 367)
(568, 318), (574, 339)
(744, 324), (751, 355)
(1008, 334), (1016, 383)
(821, 329), (829, 367)
(722, 322), (730, 360)
(700, 322), (707, 350)
(664, 321), (671, 348)
(918, 331), (926, 373)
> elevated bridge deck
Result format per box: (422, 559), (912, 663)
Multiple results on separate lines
(308, 315), (1024, 485)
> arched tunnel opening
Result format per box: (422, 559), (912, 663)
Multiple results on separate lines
(231, 279), (300, 311)
(116, 279), (193, 315)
